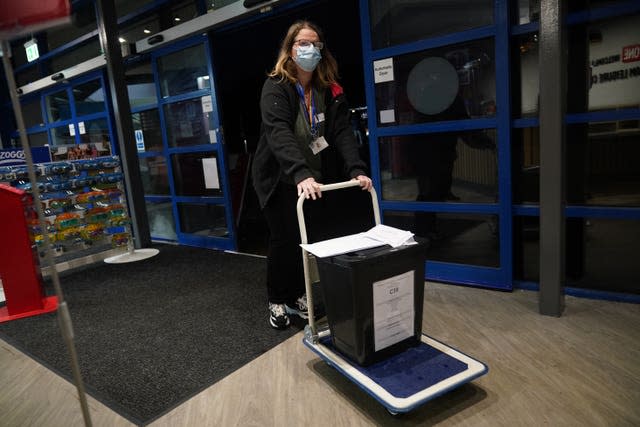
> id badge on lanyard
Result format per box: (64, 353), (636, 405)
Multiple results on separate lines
(296, 83), (328, 155)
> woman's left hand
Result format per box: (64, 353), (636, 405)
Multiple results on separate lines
(353, 175), (372, 191)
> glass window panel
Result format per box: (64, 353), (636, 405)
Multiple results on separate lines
(28, 132), (49, 148)
(577, 218), (640, 294)
(516, 0), (540, 24)
(177, 202), (228, 237)
(126, 62), (157, 108)
(164, 98), (214, 147)
(46, 90), (71, 122)
(16, 66), (41, 87)
(375, 38), (496, 127)
(78, 118), (112, 157)
(518, 0), (630, 25)
(132, 109), (163, 152)
(512, 127), (540, 204)
(514, 33), (539, 117)
(369, 0), (493, 49)
(146, 200), (177, 241)
(513, 215), (539, 281)
(586, 15), (640, 112)
(50, 125), (75, 147)
(47, 39), (101, 75)
(22, 98), (44, 129)
(379, 131), (497, 203)
(515, 216), (640, 295)
(139, 156), (170, 195)
(567, 122), (640, 207)
(157, 44), (210, 98)
(171, 152), (221, 197)
(384, 211), (499, 267)
(73, 80), (106, 116)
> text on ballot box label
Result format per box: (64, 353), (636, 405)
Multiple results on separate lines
(373, 270), (415, 351)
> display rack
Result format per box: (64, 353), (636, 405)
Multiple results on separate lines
(0, 155), (132, 270)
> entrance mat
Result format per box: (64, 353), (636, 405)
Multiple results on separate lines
(0, 244), (301, 425)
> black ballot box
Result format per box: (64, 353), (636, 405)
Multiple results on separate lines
(316, 239), (428, 366)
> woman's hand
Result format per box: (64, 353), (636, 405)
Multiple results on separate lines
(297, 177), (323, 200)
(353, 175), (373, 191)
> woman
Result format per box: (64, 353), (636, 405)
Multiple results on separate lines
(252, 20), (372, 329)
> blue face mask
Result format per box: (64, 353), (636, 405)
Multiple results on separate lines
(294, 45), (322, 72)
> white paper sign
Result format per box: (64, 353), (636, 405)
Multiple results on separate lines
(135, 129), (145, 152)
(201, 95), (213, 113)
(209, 130), (217, 144)
(78, 121), (86, 134)
(373, 270), (415, 351)
(373, 58), (394, 83)
(69, 124), (76, 136)
(202, 157), (220, 189)
(379, 109), (396, 123)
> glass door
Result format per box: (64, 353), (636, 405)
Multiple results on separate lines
(360, 0), (512, 289)
(149, 36), (235, 250)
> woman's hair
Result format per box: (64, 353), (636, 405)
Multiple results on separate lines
(268, 20), (339, 87)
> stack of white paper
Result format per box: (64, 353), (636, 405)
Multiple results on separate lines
(300, 224), (415, 258)
(365, 224), (416, 248)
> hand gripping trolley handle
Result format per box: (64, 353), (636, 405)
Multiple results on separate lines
(296, 180), (488, 415)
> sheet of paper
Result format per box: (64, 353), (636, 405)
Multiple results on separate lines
(300, 224), (415, 257)
(365, 224), (415, 247)
(300, 233), (384, 258)
(373, 58), (394, 83)
(379, 109), (395, 123)
(373, 270), (415, 351)
(202, 157), (219, 189)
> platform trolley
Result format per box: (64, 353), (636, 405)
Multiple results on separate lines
(296, 180), (488, 415)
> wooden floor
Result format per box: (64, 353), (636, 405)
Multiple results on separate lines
(1, 282), (639, 427)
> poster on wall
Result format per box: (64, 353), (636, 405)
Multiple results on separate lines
(588, 15), (640, 110)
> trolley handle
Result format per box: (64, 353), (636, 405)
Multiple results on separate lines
(296, 180), (380, 245)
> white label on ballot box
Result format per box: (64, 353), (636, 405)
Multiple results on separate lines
(373, 270), (415, 352)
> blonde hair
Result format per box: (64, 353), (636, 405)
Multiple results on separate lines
(268, 20), (339, 88)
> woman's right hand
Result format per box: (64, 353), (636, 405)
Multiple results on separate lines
(297, 177), (323, 200)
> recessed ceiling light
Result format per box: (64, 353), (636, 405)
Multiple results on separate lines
(118, 37), (126, 43)
(174, 17), (181, 22)
(143, 29), (151, 34)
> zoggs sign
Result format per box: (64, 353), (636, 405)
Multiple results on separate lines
(0, 148), (51, 166)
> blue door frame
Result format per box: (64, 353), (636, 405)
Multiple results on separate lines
(358, 0), (513, 290)
(358, 0), (640, 295)
(144, 35), (236, 251)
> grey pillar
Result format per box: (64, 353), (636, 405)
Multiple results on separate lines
(538, 0), (566, 316)
(95, 0), (151, 248)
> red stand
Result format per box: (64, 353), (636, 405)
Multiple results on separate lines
(0, 184), (57, 323)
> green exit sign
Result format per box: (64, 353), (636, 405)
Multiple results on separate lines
(24, 39), (39, 62)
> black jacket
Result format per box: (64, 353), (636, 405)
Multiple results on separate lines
(252, 77), (367, 208)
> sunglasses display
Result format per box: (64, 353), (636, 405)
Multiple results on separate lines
(4, 156), (132, 259)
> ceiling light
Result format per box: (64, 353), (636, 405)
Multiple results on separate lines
(118, 37), (126, 43)
(143, 29), (151, 34)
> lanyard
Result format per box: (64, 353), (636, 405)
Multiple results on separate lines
(295, 83), (318, 138)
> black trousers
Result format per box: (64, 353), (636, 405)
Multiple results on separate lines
(263, 182), (305, 305)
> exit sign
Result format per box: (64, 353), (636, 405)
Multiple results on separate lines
(24, 38), (39, 62)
